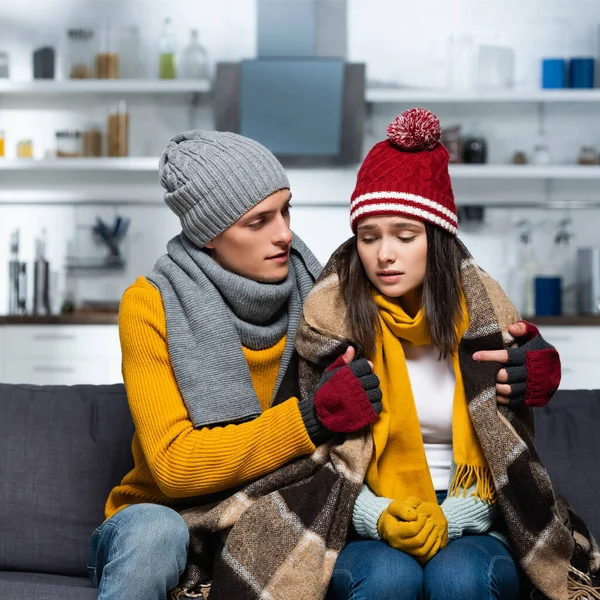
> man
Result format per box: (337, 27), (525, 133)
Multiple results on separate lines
(87, 130), (382, 600)
(88, 130), (559, 600)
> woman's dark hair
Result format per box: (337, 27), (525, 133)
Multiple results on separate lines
(336, 222), (463, 359)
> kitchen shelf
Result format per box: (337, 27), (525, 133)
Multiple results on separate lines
(65, 255), (126, 273)
(3, 159), (600, 180)
(1, 81), (597, 103)
(0, 79), (211, 94)
(366, 87), (600, 104)
(449, 164), (600, 179)
(0, 158), (159, 171)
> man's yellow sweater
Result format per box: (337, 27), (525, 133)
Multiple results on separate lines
(105, 277), (315, 519)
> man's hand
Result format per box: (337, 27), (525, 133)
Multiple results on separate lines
(472, 321), (561, 407)
(298, 346), (381, 445)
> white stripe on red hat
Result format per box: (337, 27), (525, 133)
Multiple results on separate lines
(350, 191), (457, 225)
(350, 202), (458, 236)
(351, 198), (455, 230)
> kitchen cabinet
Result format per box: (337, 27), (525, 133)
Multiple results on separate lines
(0, 324), (122, 385)
(537, 326), (600, 390)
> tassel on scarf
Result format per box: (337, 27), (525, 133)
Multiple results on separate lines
(170, 587), (209, 599)
(449, 463), (497, 504)
(568, 566), (600, 600)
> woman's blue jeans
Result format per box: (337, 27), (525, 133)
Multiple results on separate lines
(327, 534), (521, 600)
(88, 503), (189, 600)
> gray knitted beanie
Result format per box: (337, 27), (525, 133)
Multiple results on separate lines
(159, 130), (290, 248)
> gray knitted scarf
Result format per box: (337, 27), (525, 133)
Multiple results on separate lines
(147, 232), (322, 428)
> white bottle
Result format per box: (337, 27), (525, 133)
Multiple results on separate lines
(179, 29), (209, 80)
(521, 242), (540, 317)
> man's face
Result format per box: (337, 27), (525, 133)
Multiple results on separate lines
(205, 189), (293, 283)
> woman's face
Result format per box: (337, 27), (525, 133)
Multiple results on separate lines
(356, 215), (428, 307)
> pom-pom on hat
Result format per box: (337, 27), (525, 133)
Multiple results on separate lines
(350, 108), (457, 236)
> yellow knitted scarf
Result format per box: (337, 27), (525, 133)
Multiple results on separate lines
(365, 292), (496, 505)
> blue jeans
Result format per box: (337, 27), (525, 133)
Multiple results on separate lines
(327, 535), (521, 600)
(88, 503), (189, 600)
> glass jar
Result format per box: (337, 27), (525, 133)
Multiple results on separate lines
(0, 51), (9, 78)
(441, 125), (462, 163)
(95, 24), (119, 79)
(83, 128), (102, 157)
(96, 52), (118, 79)
(462, 136), (488, 164)
(56, 131), (83, 157)
(512, 151), (528, 165)
(532, 143), (552, 165)
(33, 46), (56, 79)
(578, 145), (598, 165)
(107, 101), (129, 157)
(67, 29), (95, 79)
(17, 139), (34, 159)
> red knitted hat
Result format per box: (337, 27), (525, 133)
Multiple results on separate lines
(350, 108), (457, 236)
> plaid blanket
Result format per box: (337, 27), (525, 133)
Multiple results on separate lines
(295, 238), (600, 600)
(171, 432), (372, 600)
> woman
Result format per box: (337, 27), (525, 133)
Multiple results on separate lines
(295, 108), (598, 600)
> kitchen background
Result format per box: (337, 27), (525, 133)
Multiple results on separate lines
(0, 0), (599, 388)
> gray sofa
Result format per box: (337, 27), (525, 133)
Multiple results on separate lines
(0, 384), (598, 600)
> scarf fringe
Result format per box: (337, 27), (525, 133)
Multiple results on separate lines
(449, 463), (497, 503)
(170, 586), (209, 600)
(567, 565), (600, 600)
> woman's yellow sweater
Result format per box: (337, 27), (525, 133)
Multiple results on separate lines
(105, 277), (315, 519)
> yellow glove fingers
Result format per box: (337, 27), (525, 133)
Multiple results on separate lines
(380, 513), (427, 542)
(394, 517), (436, 548)
(411, 526), (443, 559)
(403, 496), (422, 510)
(387, 500), (418, 522)
(414, 501), (438, 518)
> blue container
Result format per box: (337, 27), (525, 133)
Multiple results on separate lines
(542, 59), (567, 89)
(534, 276), (562, 316)
(569, 57), (595, 88)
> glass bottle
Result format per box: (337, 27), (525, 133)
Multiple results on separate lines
(0, 130), (5, 157)
(158, 18), (177, 79)
(179, 29), (209, 79)
(117, 26), (142, 79)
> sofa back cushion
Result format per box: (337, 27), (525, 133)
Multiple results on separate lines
(534, 389), (600, 539)
(0, 384), (134, 576)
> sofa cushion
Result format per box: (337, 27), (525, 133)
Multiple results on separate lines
(534, 389), (600, 539)
(0, 384), (134, 577)
(0, 571), (96, 600)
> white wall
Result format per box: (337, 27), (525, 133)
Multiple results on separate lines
(1, 0), (600, 314)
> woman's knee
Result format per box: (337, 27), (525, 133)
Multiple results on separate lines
(329, 540), (423, 600)
(424, 536), (520, 600)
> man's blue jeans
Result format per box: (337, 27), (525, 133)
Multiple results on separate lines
(327, 535), (521, 600)
(88, 503), (189, 600)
